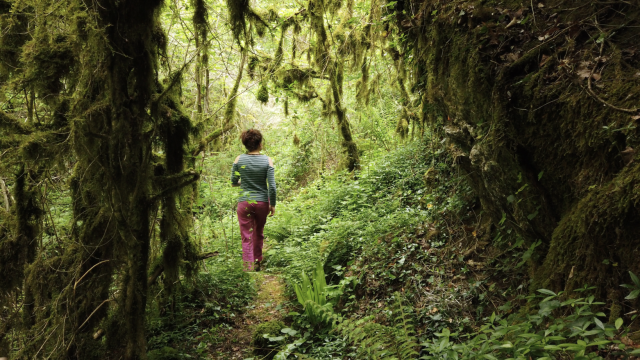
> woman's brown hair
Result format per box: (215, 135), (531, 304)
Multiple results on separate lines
(240, 129), (263, 152)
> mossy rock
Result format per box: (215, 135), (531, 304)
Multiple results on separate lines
(252, 320), (286, 359)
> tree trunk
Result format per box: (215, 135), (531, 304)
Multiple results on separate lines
(330, 61), (360, 171)
(223, 47), (247, 127)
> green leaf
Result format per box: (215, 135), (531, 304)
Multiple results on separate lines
(587, 340), (610, 346)
(538, 171), (544, 180)
(625, 289), (640, 300)
(507, 195), (515, 203)
(630, 271), (640, 287)
(281, 328), (297, 336)
(615, 318), (623, 330)
(544, 345), (562, 351)
(594, 317), (605, 330)
(537, 289), (556, 296)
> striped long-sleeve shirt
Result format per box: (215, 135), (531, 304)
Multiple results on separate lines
(231, 154), (277, 206)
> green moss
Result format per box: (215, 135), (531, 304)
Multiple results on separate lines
(257, 81), (269, 103)
(252, 320), (286, 359)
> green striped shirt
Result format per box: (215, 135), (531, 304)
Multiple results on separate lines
(231, 154), (277, 206)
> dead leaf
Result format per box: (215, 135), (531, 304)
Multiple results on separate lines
(505, 53), (519, 62)
(538, 2), (545, 8)
(591, 73), (601, 81)
(577, 68), (592, 79)
(506, 17), (518, 29)
(632, 115), (640, 120)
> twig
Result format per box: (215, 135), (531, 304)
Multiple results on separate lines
(74, 260), (110, 290)
(78, 300), (111, 330)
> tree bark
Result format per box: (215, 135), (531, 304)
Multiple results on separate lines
(222, 47), (248, 127)
(0, 179), (9, 212)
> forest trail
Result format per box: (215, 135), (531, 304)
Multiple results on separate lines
(211, 272), (287, 359)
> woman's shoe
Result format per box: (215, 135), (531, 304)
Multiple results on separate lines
(254, 261), (262, 272)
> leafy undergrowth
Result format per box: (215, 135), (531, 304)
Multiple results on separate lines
(259, 140), (640, 359)
(145, 140), (640, 359)
(145, 259), (256, 359)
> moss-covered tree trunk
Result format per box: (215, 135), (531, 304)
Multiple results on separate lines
(330, 61), (360, 171)
(0, 0), (204, 358)
(97, 2), (163, 358)
(309, 0), (360, 171)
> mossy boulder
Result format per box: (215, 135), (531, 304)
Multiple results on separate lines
(252, 320), (286, 359)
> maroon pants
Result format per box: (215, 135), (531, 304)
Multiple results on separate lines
(237, 201), (270, 270)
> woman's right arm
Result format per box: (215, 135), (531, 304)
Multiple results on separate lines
(267, 157), (276, 215)
(231, 155), (241, 187)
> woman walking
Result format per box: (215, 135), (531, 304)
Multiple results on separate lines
(231, 129), (276, 271)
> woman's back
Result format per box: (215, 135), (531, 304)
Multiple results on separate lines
(231, 154), (276, 205)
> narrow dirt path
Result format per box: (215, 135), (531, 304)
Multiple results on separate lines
(211, 273), (287, 359)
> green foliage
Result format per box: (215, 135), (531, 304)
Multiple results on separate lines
(336, 294), (420, 360)
(252, 320), (286, 359)
(257, 81), (269, 103)
(293, 263), (342, 325)
(420, 290), (640, 359)
(147, 261), (256, 356)
(621, 271), (640, 300)
(264, 141), (448, 283)
(147, 346), (188, 360)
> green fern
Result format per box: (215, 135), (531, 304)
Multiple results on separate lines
(294, 263), (340, 325)
(293, 266), (420, 359)
(334, 293), (420, 359)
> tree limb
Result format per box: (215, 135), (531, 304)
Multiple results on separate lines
(147, 251), (219, 286)
(0, 109), (31, 135)
(149, 173), (200, 203)
(191, 123), (235, 156)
